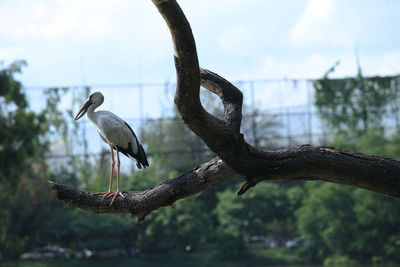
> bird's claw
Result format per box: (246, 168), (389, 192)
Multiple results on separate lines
(110, 191), (125, 206)
(92, 191), (125, 206)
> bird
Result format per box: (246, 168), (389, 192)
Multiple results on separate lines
(74, 91), (149, 206)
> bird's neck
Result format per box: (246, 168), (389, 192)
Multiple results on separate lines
(86, 104), (98, 124)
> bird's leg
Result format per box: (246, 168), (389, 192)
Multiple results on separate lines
(103, 145), (116, 198)
(93, 145), (115, 197)
(110, 147), (125, 206)
(92, 145), (124, 206)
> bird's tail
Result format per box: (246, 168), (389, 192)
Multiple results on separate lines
(135, 144), (149, 169)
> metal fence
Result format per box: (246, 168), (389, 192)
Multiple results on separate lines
(26, 78), (334, 172)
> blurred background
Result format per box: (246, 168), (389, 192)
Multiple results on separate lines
(1, 0), (400, 266)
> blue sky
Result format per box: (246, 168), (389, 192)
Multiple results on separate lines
(1, 0), (399, 88)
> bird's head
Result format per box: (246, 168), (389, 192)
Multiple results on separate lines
(74, 91), (104, 120)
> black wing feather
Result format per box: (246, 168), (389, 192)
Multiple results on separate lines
(115, 122), (149, 169)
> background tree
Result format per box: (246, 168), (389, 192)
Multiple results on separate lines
(314, 62), (400, 135)
(294, 64), (400, 264)
(0, 61), (50, 260)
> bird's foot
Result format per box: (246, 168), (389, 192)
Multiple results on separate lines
(92, 191), (125, 206)
(109, 191), (125, 206)
(92, 191), (112, 197)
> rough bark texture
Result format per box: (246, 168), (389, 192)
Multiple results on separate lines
(50, 0), (400, 218)
(50, 158), (235, 222)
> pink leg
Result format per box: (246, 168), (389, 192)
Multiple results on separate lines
(110, 147), (124, 206)
(93, 144), (115, 197)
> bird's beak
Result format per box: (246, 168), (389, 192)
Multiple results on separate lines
(74, 100), (91, 121)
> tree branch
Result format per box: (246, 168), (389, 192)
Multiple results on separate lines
(200, 68), (243, 133)
(50, 145), (400, 219)
(50, 157), (235, 222)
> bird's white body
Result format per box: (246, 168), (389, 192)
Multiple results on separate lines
(77, 92), (148, 169)
(87, 109), (138, 156)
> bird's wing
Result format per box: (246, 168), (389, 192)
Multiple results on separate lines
(96, 111), (150, 168)
(97, 131), (109, 144)
(123, 121), (149, 168)
(96, 111), (138, 153)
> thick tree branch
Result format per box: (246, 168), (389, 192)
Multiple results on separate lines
(200, 68), (243, 133)
(50, 145), (400, 218)
(50, 157), (235, 222)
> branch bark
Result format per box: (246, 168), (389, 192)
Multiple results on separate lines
(50, 0), (400, 217)
(50, 145), (400, 220)
(50, 157), (235, 222)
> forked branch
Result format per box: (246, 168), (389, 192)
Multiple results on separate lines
(152, 0), (400, 196)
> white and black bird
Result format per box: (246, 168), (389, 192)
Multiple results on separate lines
(75, 91), (149, 205)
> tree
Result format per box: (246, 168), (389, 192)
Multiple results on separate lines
(215, 183), (297, 238)
(300, 68), (400, 264)
(0, 60), (47, 191)
(0, 61), (53, 261)
(314, 62), (400, 134)
(297, 183), (356, 261)
(50, 0), (400, 220)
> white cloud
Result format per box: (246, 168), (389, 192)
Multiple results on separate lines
(290, 0), (333, 42)
(0, 1), (84, 39)
(289, 0), (354, 47)
(0, 45), (25, 63)
(0, 0), (163, 40)
(256, 49), (400, 81)
(258, 54), (343, 79)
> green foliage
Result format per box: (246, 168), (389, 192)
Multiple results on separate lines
(0, 177), (51, 260)
(42, 87), (70, 140)
(69, 211), (135, 250)
(301, 64), (400, 264)
(298, 180), (400, 263)
(297, 183), (356, 261)
(314, 62), (400, 133)
(215, 183), (300, 238)
(330, 126), (400, 162)
(0, 61), (53, 261)
(0, 61), (47, 191)
(139, 197), (212, 253)
(352, 189), (400, 262)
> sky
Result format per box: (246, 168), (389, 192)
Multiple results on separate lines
(1, 0), (399, 88)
